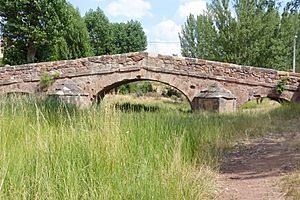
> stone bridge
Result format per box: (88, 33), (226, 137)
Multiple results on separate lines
(0, 52), (300, 111)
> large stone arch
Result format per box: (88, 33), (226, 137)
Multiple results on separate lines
(53, 68), (195, 109)
(95, 78), (193, 107)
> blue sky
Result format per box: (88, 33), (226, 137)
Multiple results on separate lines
(68, 0), (209, 55)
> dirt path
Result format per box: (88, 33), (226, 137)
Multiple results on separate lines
(218, 132), (300, 200)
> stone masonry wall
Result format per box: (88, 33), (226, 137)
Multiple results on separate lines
(0, 52), (300, 108)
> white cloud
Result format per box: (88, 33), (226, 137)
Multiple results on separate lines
(106, 0), (151, 18)
(153, 20), (181, 41)
(148, 42), (181, 56)
(176, 0), (207, 19)
(147, 20), (182, 56)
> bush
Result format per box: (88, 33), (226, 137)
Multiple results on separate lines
(162, 86), (182, 98)
(275, 78), (288, 95)
(39, 71), (60, 90)
(118, 81), (154, 95)
(140, 81), (154, 93)
(118, 84), (131, 95)
(39, 72), (55, 89)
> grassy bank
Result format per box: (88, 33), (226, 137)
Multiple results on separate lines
(0, 96), (299, 199)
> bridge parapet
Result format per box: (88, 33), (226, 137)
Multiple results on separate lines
(1, 52), (300, 88)
(146, 53), (300, 90)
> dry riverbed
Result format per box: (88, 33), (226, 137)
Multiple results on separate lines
(218, 123), (300, 200)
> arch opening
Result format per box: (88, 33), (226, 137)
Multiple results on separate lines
(240, 96), (289, 111)
(95, 79), (192, 112)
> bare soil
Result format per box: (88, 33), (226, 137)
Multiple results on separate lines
(218, 131), (300, 200)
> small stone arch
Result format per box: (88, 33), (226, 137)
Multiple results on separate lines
(240, 94), (290, 110)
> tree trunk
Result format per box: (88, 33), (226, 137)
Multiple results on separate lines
(27, 40), (36, 63)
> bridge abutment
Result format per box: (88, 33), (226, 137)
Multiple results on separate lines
(191, 83), (237, 113)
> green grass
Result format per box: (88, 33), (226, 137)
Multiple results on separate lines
(0, 95), (299, 199)
(240, 98), (281, 110)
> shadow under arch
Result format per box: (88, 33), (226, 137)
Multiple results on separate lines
(266, 96), (290, 104)
(95, 78), (193, 110)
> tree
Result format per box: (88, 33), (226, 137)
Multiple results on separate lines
(179, 15), (198, 58)
(84, 9), (147, 56)
(0, 0), (63, 64)
(84, 8), (111, 56)
(109, 20), (147, 54)
(62, 5), (92, 59)
(179, 13), (217, 60)
(209, 0), (238, 63)
(179, 0), (300, 71)
(0, 0), (92, 65)
(272, 6), (300, 71)
(233, 0), (281, 67)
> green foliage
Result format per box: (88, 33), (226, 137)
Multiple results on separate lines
(109, 20), (147, 54)
(275, 77), (288, 95)
(0, 3), (147, 64)
(84, 8), (111, 55)
(39, 72), (60, 89)
(118, 81), (154, 95)
(118, 84), (131, 95)
(140, 81), (154, 93)
(179, 14), (218, 60)
(58, 5), (92, 59)
(84, 8), (147, 55)
(162, 86), (182, 98)
(179, 0), (300, 71)
(105, 94), (191, 112)
(0, 0), (92, 65)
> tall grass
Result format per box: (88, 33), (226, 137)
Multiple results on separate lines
(0, 95), (299, 199)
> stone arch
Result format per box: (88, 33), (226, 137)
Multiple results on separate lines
(240, 94), (290, 110)
(75, 68), (196, 106)
(95, 78), (193, 109)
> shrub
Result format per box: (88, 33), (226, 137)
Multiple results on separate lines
(118, 81), (154, 95)
(39, 71), (60, 90)
(275, 78), (288, 95)
(162, 86), (182, 98)
(140, 81), (154, 93)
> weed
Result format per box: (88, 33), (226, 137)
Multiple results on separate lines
(275, 77), (288, 95)
(39, 71), (60, 90)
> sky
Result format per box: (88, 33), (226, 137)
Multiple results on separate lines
(68, 0), (210, 55)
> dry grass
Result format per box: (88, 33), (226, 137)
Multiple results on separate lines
(0, 95), (299, 199)
(282, 172), (300, 199)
